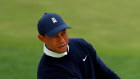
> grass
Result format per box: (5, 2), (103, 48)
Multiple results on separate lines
(0, 0), (140, 79)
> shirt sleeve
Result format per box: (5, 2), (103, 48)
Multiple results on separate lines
(82, 39), (120, 79)
(94, 55), (120, 79)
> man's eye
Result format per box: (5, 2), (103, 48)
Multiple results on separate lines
(52, 35), (59, 38)
(62, 32), (66, 36)
(52, 36), (56, 38)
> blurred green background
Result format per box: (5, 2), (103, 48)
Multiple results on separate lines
(0, 0), (140, 79)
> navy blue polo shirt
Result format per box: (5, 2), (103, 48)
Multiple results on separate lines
(37, 38), (120, 79)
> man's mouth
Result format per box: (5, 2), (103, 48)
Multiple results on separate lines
(58, 44), (66, 49)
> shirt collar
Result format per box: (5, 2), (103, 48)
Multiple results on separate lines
(43, 44), (69, 58)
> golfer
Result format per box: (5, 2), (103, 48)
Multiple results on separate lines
(37, 13), (120, 79)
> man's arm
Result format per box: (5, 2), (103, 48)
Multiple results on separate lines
(94, 55), (120, 79)
(81, 39), (120, 79)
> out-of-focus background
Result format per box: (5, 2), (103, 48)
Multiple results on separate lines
(0, 0), (140, 79)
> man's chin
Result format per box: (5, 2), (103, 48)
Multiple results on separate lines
(56, 50), (67, 53)
(56, 48), (67, 53)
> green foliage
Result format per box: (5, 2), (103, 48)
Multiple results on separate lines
(0, 0), (140, 79)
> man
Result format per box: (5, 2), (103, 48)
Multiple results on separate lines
(37, 13), (120, 79)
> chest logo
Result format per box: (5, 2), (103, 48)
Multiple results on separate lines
(83, 55), (87, 61)
(51, 17), (57, 23)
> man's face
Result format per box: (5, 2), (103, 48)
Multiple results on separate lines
(38, 29), (69, 53)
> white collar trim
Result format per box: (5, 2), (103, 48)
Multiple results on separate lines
(43, 44), (69, 58)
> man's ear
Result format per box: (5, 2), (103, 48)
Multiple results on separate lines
(38, 34), (45, 43)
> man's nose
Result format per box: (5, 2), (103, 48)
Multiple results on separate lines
(57, 34), (65, 42)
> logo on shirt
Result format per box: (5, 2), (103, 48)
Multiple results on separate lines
(83, 55), (87, 61)
(51, 17), (57, 23)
